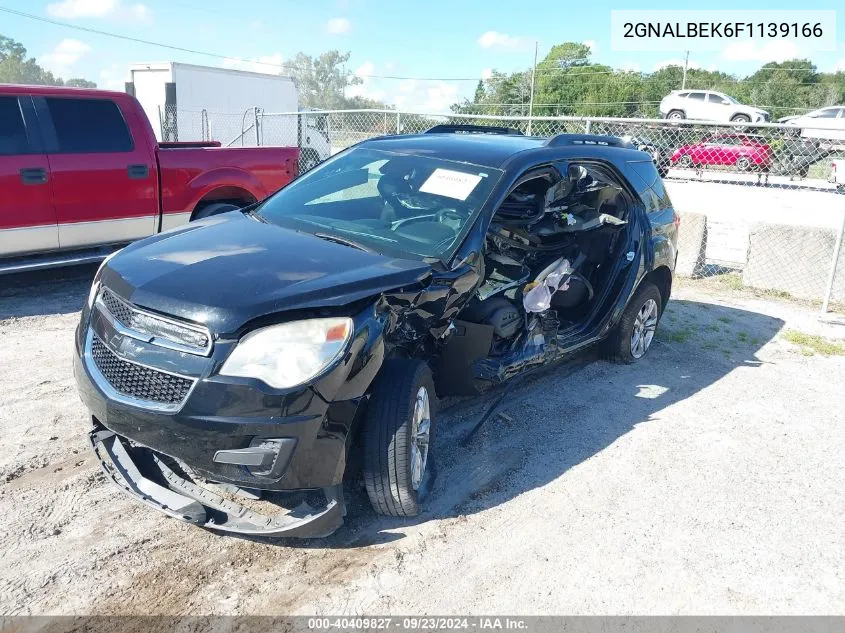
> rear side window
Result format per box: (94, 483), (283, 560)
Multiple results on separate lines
(45, 98), (133, 153)
(627, 160), (672, 215)
(0, 97), (29, 155)
(688, 92), (706, 101)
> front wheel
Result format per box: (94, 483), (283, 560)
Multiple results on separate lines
(736, 156), (752, 171)
(677, 154), (694, 168)
(363, 359), (436, 517)
(731, 114), (751, 123)
(603, 282), (663, 364)
(667, 110), (685, 121)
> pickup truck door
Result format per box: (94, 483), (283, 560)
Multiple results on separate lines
(0, 95), (58, 257)
(35, 95), (158, 250)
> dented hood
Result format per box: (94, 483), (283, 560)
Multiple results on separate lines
(101, 212), (433, 333)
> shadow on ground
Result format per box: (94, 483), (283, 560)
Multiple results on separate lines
(0, 264), (98, 319)
(327, 298), (786, 548)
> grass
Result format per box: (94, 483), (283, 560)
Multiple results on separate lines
(782, 329), (845, 356)
(718, 316), (733, 324)
(658, 326), (693, 344)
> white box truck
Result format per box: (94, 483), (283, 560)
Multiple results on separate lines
(127, 62), (331, 170)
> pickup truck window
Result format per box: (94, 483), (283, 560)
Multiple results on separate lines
(0, 97), (28, 155)
(45, 98), (133, 153)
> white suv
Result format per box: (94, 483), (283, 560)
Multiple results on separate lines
(659, 90), (770, 123)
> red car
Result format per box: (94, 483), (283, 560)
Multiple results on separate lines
(0, 85), (299, 274)
(670, 134), (772, 171)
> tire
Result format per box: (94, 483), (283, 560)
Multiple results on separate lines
(667, 110), (685, 121)
(677, 154), (694, 168)
(731, 114), (751, 123)
(363, 359), (436, 517)
(602, 282), (663, 364)
(736, 156), (752, 171)
(192, 202), (240, 221)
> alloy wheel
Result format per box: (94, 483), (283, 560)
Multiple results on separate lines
(630, 298), (659, 359)
(409, 386), (431, 491)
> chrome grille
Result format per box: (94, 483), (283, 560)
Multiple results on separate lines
(97, 287), (211, 355)
(90, 334), (194, 407)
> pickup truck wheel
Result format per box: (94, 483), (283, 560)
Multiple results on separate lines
(603, 282), (662, 364)
(300, 150), (321, 173)
(192, 202), (240, 221)
(677, 154), (694, 168)
(736, 156), (752, 171)
(363, 359), (436, 517)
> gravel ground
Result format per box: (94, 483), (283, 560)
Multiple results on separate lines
(1, 266), (844, 615)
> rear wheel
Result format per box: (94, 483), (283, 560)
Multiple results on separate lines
(603, 282), (663, 364)
(363, 360), (436, 517)
(192, 202), (240, 221)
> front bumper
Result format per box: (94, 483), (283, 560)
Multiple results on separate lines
(89, 427), (344, 537)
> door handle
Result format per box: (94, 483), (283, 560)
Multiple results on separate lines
(127, 164), (149, 179)
(20, 167), (48, 185)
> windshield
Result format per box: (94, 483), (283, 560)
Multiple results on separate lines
(254, 147), (502, 261)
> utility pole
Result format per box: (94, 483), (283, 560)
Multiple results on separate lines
(681, 50), (689, 90)
(527, 40), (538, 135)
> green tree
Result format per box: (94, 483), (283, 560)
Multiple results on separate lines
(289, 50), (364, 109)
(0, 35), (97, 87)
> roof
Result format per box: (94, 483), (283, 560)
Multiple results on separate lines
(0, 84), (129, 99)
(358, 132), (647, 170)
(359, 133), (548, 169)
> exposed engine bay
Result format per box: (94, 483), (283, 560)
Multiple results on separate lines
(441, 164), (632, 392)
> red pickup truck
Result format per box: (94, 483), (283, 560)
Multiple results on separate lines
(0, 85), (299, 273)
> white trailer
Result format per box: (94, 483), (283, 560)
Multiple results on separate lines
(127, 62), (330, 169)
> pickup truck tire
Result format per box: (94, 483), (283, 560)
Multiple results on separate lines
(192, 202), (240, 221)
(300, 149), (321, 173)
(363, 359), (436, 518)
(602, 282), (663, 364)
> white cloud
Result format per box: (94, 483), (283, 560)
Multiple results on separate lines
(222, 53), (285, 75)
(837, 59), (845, 72)
(46, 0), (149, 19)
(582, 39), (597, 53)
(477, 30), (532, 51)
(398, 79), (417, 93)
(354, 61), (374, 78)
(39, 39), (91, 74)
(721, 40), (800, 63)
(481, 68), (493, 80)
(99, 62), (125, 89)
(326, 17), (351, 35)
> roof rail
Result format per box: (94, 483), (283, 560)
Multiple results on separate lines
(544, 134), (630, 148)
(425, 124), (524, 136)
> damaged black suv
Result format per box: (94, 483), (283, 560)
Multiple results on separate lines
(74, 126), (678, 538)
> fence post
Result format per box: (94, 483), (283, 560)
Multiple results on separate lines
(821, 207), (845, 315)
(585, 120), (592, 134)
(253, 107), (261, 146)
(396, 111), (401, 134)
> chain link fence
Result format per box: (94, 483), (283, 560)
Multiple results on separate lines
(159, 107), (845, 314)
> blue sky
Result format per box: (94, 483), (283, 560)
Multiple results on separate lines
(3, 0), (844, 112)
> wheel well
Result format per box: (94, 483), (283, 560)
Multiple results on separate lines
(644, 266), (673, 310)
(193, 187), (257, 217)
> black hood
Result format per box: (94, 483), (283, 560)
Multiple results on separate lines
(101, 212), (433, 333)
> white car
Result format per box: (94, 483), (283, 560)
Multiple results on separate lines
(659, 90), (770, 123)
(781, 106), (845, 142)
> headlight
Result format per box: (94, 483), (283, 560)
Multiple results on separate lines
(87, 249), (121, 308)
(220, 317), (353, 389)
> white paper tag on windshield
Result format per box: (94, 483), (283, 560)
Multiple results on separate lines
(419, 169), (482, 200)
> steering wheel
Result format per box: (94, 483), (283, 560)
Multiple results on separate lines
(435, 207), (466, 231)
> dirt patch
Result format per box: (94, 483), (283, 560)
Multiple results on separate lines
(2, 268), (845, 615)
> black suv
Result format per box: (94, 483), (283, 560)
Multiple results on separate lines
(74, 128), (679, 538)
